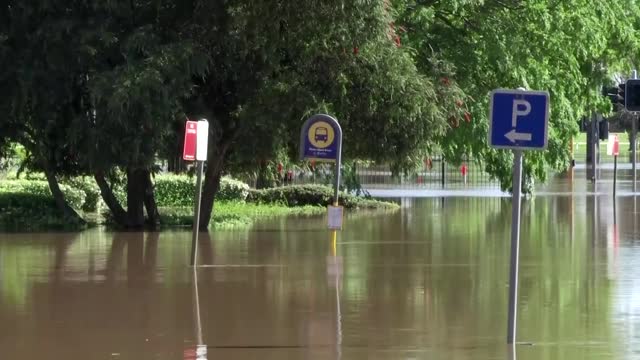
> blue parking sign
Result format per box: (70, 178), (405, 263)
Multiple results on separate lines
(489, 89), (550, 150)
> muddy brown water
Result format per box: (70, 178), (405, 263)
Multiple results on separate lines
(0, 193), (636, 359)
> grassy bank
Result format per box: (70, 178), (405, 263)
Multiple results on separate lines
(0, 177), (399, 231)
(160, 202), (326, 229)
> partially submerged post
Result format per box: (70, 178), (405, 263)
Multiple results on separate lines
(183, 119), (209, 267)
(299, 114), (344, 226)
(300, 114), (345, 358)
(489, 88), (550, 345)
(607, 134), (620, 198)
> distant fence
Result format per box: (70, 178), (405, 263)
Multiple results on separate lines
(355, 157), (499, 189)
(241, 156), (501, 190)
(573, 136), (638, 165)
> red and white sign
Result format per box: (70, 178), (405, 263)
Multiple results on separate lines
(607, 134), (620, 156)
(183, 120), (198, 161)
(195, 120), (209, 161)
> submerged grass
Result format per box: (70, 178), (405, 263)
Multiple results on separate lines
(160, 201), (326, 229)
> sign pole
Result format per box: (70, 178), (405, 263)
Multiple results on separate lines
(507, 149), (523, 345)
(633, 70), (638, 192)
(490, 87), (549, 345)
(188, 119), (209, 267)
(190, 160), (205, 266)
(633, 116), (637, 193)
(333, 135), (343, 206)
(300, 114), (344, 230)
(614, 154), (618, 198)
(608, 134), (620, 198)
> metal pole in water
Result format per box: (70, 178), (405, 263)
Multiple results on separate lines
(613, 155), (618, 198)
(507, 150), (524, 345)
(633, 70), (638, 192)
(592, 113), (599, 183)
(190, 161), (205, 266)
(333, 135), (342, 206)
(632, 115), (638, 193)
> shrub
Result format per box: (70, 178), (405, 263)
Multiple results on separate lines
(154, 174), (250, 207)
(247, 184), (398, 210)
(0, 180), (85, 210)
(0, 192), (85, 231)
(154, 175), (195, 207)
(217, 176), (250, 201)
(62, 177), (103, 212)
(248, 185), (333, 206)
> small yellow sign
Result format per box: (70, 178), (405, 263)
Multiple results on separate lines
(308, 121), (335, 149)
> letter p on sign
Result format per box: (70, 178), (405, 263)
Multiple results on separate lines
(511, 99), (531, 127)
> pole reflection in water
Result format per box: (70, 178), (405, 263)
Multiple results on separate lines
(327, 230), (343, 360)
(4, 194), (640, 359)
(191, 266), (207, 360)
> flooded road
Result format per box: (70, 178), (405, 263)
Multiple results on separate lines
(0, 193), (635, 359)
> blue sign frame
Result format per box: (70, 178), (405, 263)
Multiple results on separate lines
(489, 89), (550, 151)
(300, 114), (343, 162)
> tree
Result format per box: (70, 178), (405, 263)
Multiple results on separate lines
(396, 0), (640, 191)
(0, 1), (95, 222)
(185, 0), (451, 228)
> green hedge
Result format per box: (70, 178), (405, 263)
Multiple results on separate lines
(62, 177), (103, 212)
(0, 180), (85, 210)
(247, 185), (398, 210)
(154, 175), (250, 207)
(0, 192), (84, 231)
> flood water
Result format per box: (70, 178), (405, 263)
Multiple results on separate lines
(0, 190), (636, 359)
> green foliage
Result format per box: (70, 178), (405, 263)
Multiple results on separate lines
(0, 180), (85, 211)
(61, 177), (102, 212)
(341, 161), (370, 197)
(0, 191), (85, 231)
(158, 202), (325, 229)
(153, 175), (195, 207)
(218, 176), (251, 202)
(154, 175), (250, 207)
(395, 0), (640, 191)
(0, 193), (65, 231)
(247, 185), (399, 210)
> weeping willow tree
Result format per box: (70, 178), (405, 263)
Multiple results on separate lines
(395, 0), (640, 191)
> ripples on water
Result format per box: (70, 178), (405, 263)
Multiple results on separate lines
(0, 180), (638, 359)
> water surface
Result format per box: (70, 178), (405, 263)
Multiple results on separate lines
(0, 193), (635, 359)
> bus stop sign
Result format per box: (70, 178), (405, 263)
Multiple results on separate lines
(300, 114), (342, 162)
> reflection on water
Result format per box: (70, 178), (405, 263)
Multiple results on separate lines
(0, 194), (637, 359)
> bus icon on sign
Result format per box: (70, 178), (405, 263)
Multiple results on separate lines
(315, 127), (328, 143)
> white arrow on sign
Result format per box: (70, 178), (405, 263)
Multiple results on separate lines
(505, 129), (532, 143)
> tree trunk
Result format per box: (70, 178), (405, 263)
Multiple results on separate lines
(127, 167), (146, 229)
(198, 167), (222, 231)
(94, 171), (128, 227)
(197, 134), (232, 230)
(43, 166), (85, 224)
(256, 161), (274, 189)
(143, 170), (160, 229)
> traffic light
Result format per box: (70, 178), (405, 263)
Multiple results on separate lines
(599, 119), (609, 141)
(626, 79), (640, 112)
(603, 83), (625, 107)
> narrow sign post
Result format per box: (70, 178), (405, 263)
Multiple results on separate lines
(608, 134), (620, 197)
(489, 88), (550, 345)
(184, 119), (209, 267)
(300, 114), (343, 224)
